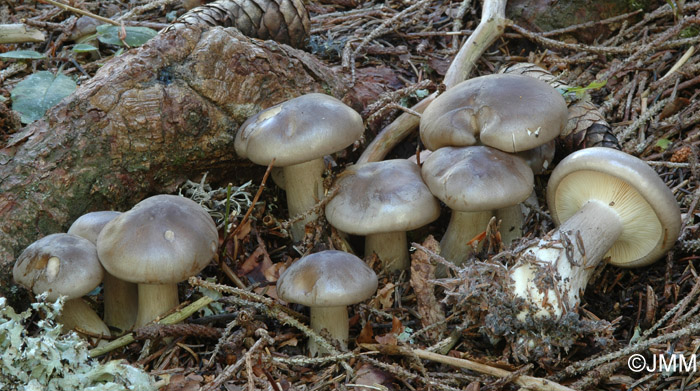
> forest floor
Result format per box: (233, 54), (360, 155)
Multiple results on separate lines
(1, 0), (700, 390)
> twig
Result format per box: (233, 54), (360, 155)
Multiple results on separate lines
(38, 0), (120, 26)
(201, 329), (274, 391)
(0, 24), (46, 43)
(360, 344), (575, 391)
(88, 296), (214, 357)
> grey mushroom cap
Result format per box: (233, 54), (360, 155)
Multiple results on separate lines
(547, 147), (682, 268)
(13, 233), (104, 301)
(97, 195), (218, 285)
(420, 74), (568, 152)
(67, 211), (121, 244)
(421, 146), (534, 211)
(277, 250), (378, 307)
(234, 93), (364, 167)
(325, 159), (441, 235)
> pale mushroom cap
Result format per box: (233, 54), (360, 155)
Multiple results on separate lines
(13, 233), (104, 301)
(67, 211), (121, 244)
(325, 159), (441, 235)
(547, 147), (682, 267)
(421, 146), (534, 211)
(420, 74), (568, 152)
(97, 195), (219, 284)
(234, 93), (364, 167)
(276, 250), (378, 307)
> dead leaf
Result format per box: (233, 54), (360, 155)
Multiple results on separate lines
(357, 321), (375, 344)
(354, 363), (396, 391)
(410, 235), (446, 341)
(374, 282), (395, 309)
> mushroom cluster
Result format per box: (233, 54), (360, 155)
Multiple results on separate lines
(13, 194), (218, 339)
(11, 84), (682, 362)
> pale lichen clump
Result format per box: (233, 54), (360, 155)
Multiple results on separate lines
(0, 295), (155, 391)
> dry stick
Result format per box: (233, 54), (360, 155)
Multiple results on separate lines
(201, 329), (274, 391)
(0, 24), (46, 43)
(89, 296), (214, 357)
(356, 0), (507, 164)
(229, 158), (274, 239)
(508, 22), (634, 55)
(360, 344), (575, 391)
(39, 0), (120, 26)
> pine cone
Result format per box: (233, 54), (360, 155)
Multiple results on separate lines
(177, 0), (310, 49)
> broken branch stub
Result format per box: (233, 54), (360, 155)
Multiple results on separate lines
(0, 12), (346, 306)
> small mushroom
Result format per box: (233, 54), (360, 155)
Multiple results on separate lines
(68, 211), (138, 333)
(235, 93), (364, 241)
(325, 159), (440, 271)
(510, 147), (681, 319)
(421, 146), (534, 267)
(13, 233), (110, 340)
(97, 195), (219, 327)
(420, 74), (568, 153)
(276, 250), (378, 356)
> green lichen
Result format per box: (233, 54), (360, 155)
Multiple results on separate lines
(0, 295), (155, 391)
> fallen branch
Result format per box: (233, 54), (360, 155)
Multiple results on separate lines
(360, 344), (575, 391)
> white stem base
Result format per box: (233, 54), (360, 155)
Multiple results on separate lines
(134, 284), (180, 328)
(365, 231), (409, 272)
(440, 210), (493, 267)
(309, 306), (348, 356)
(58, 298), (111, 340)
(102, 272), (138, 333)
(283, 158), (326, 241)
(510, 200), (623, 319)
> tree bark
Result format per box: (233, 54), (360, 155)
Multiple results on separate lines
(0, 22), (349, 306)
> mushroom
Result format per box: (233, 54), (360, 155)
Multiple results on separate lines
(509, 147), (681, 319)
(325, 159), (441, 271)
(68, 211), (138, 332)
(420, 73), (568, 153)
(234, 93), (364, 241)
(276, 250), (378, 356)
(496, 140), (557, 246)
(421, 146), (533, 267)
(13, 233), (110, 339)
(96, 195), (219, 327)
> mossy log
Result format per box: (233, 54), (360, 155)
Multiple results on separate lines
(0, 21), (352, 306)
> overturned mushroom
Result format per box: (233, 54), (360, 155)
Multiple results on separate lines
(510, 148), (681, 319)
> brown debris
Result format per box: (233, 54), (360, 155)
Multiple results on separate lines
(409, 235), (446, 342)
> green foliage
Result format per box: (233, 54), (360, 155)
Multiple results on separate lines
(96, 25), (157, 47)
(656, 138), (672, 150)
(565, 80), (607, 99)
(679, 26), (699, 38)
(71, 44), (99, 53)
(0, 50), (45, 60)
(0, 295), (155, 391)
(11, 71), (77, 124)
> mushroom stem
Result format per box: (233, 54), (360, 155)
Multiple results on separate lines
(58, 298), (111, 339)
(440, 210), (493, 267)
(102, 272), (138, 333)
(365, 231), (409, 272)
(510, 199), (623, 319)
(309, 305), (349, 356)
(134, 283), (180, 327)
(283, 158), (326, 241)
(495, 204), (524, 247)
